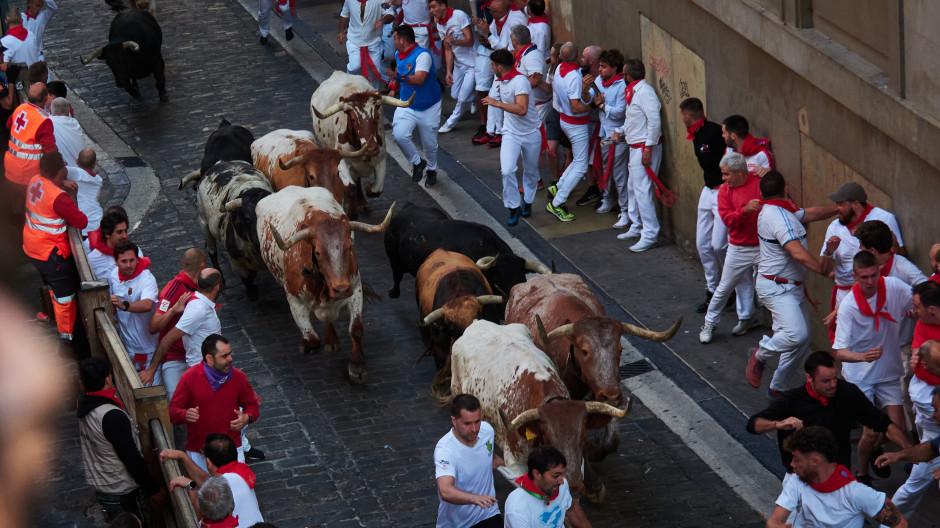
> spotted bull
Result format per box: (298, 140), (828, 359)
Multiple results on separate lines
(256, 186), (395, 384)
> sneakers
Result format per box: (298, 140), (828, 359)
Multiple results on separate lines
(732, 318), (759, 336)
(245, 447), (266, 461)
(699, 323), (715, 344)
(745, 347), (765, 388)
(411, 159), (427, 182)
(473, 132), (494, 145)
(521, 202), (532, 218)
(575, 186), (602, 206)
(487, 134), (502, 147)
(546, 184), (558, 202)
(871, 448), (891, 478)
(546, 201), (574, 222)
(595, 200), (614, 214)
(695, 291), (714, 314)
(613, 214), (631, 229)
(629, 239), (657, 253)
(438, 121), (455, 134)
(259, 35), (268, 45)
(507, 207), (521, 226)
(617, 227), (641, 241)
(285, 27), (294, 41)
(424, 170), (437, 187)
(471, 126), (487, 142)
(470, 102), (478, 115)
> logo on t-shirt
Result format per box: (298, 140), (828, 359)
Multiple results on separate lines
(539, 506), (563, 526)
(159, 299), (171, 312)
(438, 458), (449, 470)
(486, 440), (493, 455)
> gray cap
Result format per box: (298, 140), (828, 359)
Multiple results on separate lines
(827, 182), (867, 203)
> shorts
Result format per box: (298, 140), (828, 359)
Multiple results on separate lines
(855, 379), (904, 407)
(543, 106), (571, 149)
(470, 514), (503, 528)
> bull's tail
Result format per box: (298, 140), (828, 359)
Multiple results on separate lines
(429, 354), (454, 407)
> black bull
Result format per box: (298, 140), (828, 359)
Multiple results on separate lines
(81, 10), (167, 102)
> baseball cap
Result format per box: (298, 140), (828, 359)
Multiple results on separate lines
(827, 182), (867, 203)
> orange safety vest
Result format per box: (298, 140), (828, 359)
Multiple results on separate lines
(22, 174), (70, 261)
(5, 103), (50, 185)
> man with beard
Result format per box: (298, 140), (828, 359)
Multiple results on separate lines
(108, 240), (160, 387)
(721, 114), (773, 174)
(504, 446), (591, 527)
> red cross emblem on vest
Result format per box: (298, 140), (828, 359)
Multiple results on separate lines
(13, 111), (28, 134)
(28, 179), (43, 204)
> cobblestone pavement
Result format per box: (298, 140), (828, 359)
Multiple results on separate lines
(19, 0), (777, 526)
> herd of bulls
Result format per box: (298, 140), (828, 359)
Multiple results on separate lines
(177, 71), (682, 501)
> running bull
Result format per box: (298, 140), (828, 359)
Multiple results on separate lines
(256, 186), (395, 384)
(80, 9), (167, 102)
(179, 119), (255, 190)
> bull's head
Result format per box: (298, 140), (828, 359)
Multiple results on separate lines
(219, 188), (271, 251)
(311, 91), (415, 158)
(278, 145), (369, 216)
(80, 40), (141, 94)
(499, 398), (633, 497)
(420, 294), (504, 329)
(475, 255), (551, 298)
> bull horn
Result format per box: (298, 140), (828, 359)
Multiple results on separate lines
(545, 323), (575, 342)
(268, 224), (313, 251)
(535, 314), (550, 347)
(178, 169), (202, 190)
(338, 145), (370, 159)
(349, 202), (397, 233)
(380, 91), (416, 108)
(312, 102), (344, 120)
(475, 256), (497, 271)
(507, 408), (541, 436)
(621, 316), (682, 343)
(219, 199), (242, 213)
(80, 46), (105, 65)
(475, 295), (504, 305)
(525, 260), (552, 275)
(122, 41), (140, 52)
(420, 308), (445, 327)
(585, 397), (633, 419)
(278, 155), (303, 171)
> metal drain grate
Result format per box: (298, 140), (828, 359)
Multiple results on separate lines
(619, 359), (656, 380)
(117, 156), (148, 168)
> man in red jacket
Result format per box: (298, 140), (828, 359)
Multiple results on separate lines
(169, 334), (259, 472)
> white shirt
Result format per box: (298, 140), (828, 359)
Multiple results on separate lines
(89, 247), (144, 281)
(67, 166), (103, 235)
(341, 0), (391, 47)
(1, 30), (40, 66)
(526, 19), (551, 64)
(434, 422), (499, 528)
(833, 277), (912, 385)
(220, 472), (264, 527)
(21, 0), (57, 56)
(618, 79), (662, 145)
(552, 67), (589, 118)
(504, 478), (573, 528)
(108, 267), (159, 359)
(725, 146), (772, 174)
(757, 204), (808, 282)
(175, 292), (221, 367)
(820, 207), (903, 287)
(775, 471), (886, 528)
(909, 376), (940, 438)
(498, 72), (538, 136)
(515, 45), (549, 105)
(487, 11), (527, 51)
(597, 77), (626, 137)
(436, 8), (476, 67)
(52, 115), (83, 167)
(400, 0), (430, 25)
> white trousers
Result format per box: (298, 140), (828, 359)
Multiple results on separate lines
(258, 0), (292, 37)
(345, 40), (388, 85)
(627, 144), (663, 244)
(601, 141), (630, 213)
(161, 359), (187, 402)
(553, 120), (590, 206)
(394, 102), (441, 170)
(705, 244), (758, 325)
(885, 424), (940, 525)
(443, 62), (476, 128)
(486, 81), (503, 135)
(697, 186), (728, 292)
(754, 276), (811, 392)
(501, 130), (542, 208)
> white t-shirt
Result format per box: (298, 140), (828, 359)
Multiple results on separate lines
(597, 77), (626, 137)
(526, 20), (551, 64)
(89, 246), (144, 282)
(552, 67), (590, 118)
(724, 146), (772, 174)
(909, 375), (940, 439)
(413, 51), (432, 73)
(833, 277), (912, 385)
(436, 8), (475, 67)
(175, 292), (221, 367)
(515, 45), (549, 106)
(52, 115), (83, 167)
(820, 208), (903, 288)
(21, 0), (57, 55)
(220, 472), (264, 527)
(498, 73), (538, 136)
(400, 0), (429, 25)
(434, 421), (500, 528)
(108, 267), (159, 362)
(618, 79), (661, 145)
(757, 204), (808, 282)
(504, 478), (573, 528)
(487, 11), (527, 51)
(775, 471), (886, 528)
(67, 166), (103, 235)
(340, 0), (391, 47)
(1, 30), (39, 66)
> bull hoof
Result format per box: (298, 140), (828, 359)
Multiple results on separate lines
(387, 286), (400, 299)
(347, 364), (368, 384)
(299, 339), (321, 354)
(364, 182), (382, 198)
(323, 341), (341, 353)
(584, 482), (606, 504)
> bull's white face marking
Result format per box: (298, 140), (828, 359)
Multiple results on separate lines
(251, 129), (317, 177)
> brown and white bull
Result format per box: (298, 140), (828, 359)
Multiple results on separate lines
(251, 129), (370, 218)
(310, 71), (414, 202)
(505, 273), (681, 460)
(256, 186), (395, 384)
(449, 320), (631, 498)
(415, 249), (503, 373)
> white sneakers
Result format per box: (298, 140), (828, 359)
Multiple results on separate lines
(629, 239), (657, 252)
(470, 102), (478, 115)
(596, 201), (614, 214)
(617, 226), (641, 240)
(438, 122), (455, 134)
(732, 318), (759, 336)
(613, 213), (630, 229)
(699, 323), (715, 344)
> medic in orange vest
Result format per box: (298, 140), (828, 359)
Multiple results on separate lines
(6, 82), (57, 187)
(23, 151), (86, 340)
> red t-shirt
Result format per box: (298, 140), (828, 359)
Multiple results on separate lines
(912, 320), (940, 350)
(168, 364), (260, 452)
(155, 271), (198, 362)
(717, 174), (761, 246)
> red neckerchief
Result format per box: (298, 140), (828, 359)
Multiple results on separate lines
(513, 43), (534, 64)
(200, 516), (239, 528)
(558, 61), (579, 78)
(685, 116), (706, 140)
(930, 273), (940, 284)
(216, 461), (257, 489)
(118, 256), (152, 282)
(915, 362), (940, 385)
(880, 254), (895, 277)
(601, 74), (623, 88)
(805, 382), (828, 406)
(356, 0), (367, 3)
(493, 13), (509, 35)
(86, 388), (124, 409)
(527, 14), (549, 25)
(6, 25), (27, 40)
(514, 474), (559, 505)
(397, 43), (418, 60)
(846, 204), (875, 233)
(509, 2), (521, 11)
(437, 7), (454, 24)
(852, 277), (896, 331)
(174, 270), (199, 290)
(624, 79), (641, 105)
(89, 232), (116, 256)
(23, 9), (37, 21)
(738, 133), (773, 158)
(808, 464), (855, 493)
(496, 68), (522, 82)
(81, 167), (99, 179)
(762, 199), (800, 214)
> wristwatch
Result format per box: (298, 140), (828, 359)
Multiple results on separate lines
(122, 300), (130, 311)
(186, 480), (197, 491)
